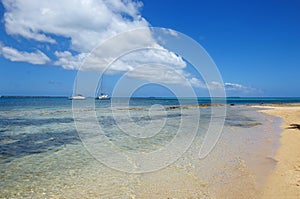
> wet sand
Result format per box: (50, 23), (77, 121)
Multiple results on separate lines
(255, 104), (300, 198)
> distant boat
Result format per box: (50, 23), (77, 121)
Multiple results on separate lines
(97, 93), (110, 100)
(69, 94), (86, 100)
(70, 77), (86, 100)
(96, 76), (110, 100)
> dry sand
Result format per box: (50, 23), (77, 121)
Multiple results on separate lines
(254, 104), (300, 199)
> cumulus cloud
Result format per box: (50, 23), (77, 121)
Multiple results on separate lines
(110, 49), (186, 72)
(224, 82), (258, 93)
(2, 0), (148, 51)
(0, 43), (50, 64)
(192, 81), (259, 94)
(124, 64), (191, 86)
(161, 28), (179, 37)
(0, 0), (200, 87)
(189, 77), (205, 88)
(54, 51), (87, 70)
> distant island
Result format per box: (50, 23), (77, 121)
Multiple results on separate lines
(0, 95), (67, 98)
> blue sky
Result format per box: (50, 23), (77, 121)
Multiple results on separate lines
(0, 0), (300, 97)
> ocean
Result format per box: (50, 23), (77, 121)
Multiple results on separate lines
(1, 97), (300, 198)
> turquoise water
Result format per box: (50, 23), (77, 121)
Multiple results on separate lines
(0, 97), (293, 198)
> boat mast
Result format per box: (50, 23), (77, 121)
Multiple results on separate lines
(100, 75), (103, 94)
(96, 75), (104, 96)
(72, 75), (77, 96)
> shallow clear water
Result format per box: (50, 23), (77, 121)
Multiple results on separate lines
(0, 97), (286, 198)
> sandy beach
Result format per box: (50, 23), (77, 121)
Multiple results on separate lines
(255, 104), (300, 198)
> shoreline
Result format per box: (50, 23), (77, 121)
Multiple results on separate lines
(253, 104), (300, 198)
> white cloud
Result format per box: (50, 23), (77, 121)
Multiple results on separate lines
(185, 81), (260, 94)
(111, 49), (186, 71)
(189, 77), (205, 88)
(161, 28), (179, 37)
(2, 0), (148, 52)
(0, 0), (201, 87)
(54, 51), (87, 70)
(0, 43), (50, 64)
(224, 82), (258, 93)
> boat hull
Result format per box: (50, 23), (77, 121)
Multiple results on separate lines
(69, 96), (86, 100)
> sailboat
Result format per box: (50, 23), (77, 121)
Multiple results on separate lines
(97, 93), (110, 100)
(96, 76), (110, 100)
(69, 77), (86, 100)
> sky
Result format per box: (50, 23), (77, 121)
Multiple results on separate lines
(0, 0), (300, 97)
